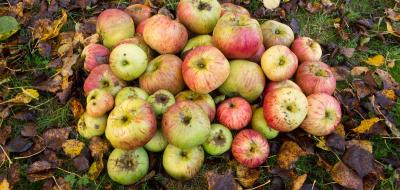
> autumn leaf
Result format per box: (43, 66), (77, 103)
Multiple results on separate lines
(234, 163), (260, 188)
(365, 54), (385, 67)
(40, 9), (68, 41)
(69, 98), (84, 119)
(352, 117), (380, 133)
(350, 66), (369, 76)
(2, 88), (39, 104)
(316, 137), (331, 151)
(386, 21), (400, 38)
(27, 161), (55, 182)
(382, 89), (397, 101)
(206, 170), (238, 190)
(346, 140), (373, 153)
(292, 174), (307, 190)
(277, 141), (309, 170)
(89, 137), (110, 159)
(87, 155), (104, 180)
(62, 139), (85, 158)
(0, 179), (10, 190)
(330, 161), (363, 189)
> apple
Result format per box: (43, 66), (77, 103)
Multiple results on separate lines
(144, 129), (168, 152)
(124, 4), (152, 25)
(105, 98), (157, 150)
(83, 64), (126, 96)
(263, 0), (280, 10)
(96, 9), (134, 48)
(260, 20), (294, 48)
(218, 60), (265, 102)
(291, 37), (322, 62)
(295, 61), (336, 95)
(81, 44), (109, 72)
(181, 35), (213, 57)
(264, 80), (301, 95)
(261, 45), (298, 81)
(263, 87), (308, 132)
(147, 89), (175, 116)
(251, 108), (279, 139)
(301, 93), (342, 136)
(202, 124), (233, 156)
(182, 45), (230, 94)
(220, 3), (250, 16)
(143, 15), (188, 54)
(86, 89), (114, 117)
(109, 43), (148, 81)
(175, 90), (216, 121)
(77, 112), (107, 139)
(248, 44), (265, 63)
(177, 0), (221, 34)
(114, 87), (149, 107)
(162, 101), (210, 149)
(231, 129), (269, 168)
(107, 148), (148, 185)
(162, 144), (204, 180)
(213, 13), (263, 59)
(115, 36), (156, 60)
(139, 54), (184, 95)
(135, 18), (148, 36)
(217, 97), (252, 130)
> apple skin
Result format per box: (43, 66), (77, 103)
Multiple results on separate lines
(248, 44), (265, 63)
(105, 98), (157, 150)
(115, 36), (156, 60)
(291, 37), (322, 62)
(220, 3), (250, 16)
(109, 43), (148, 81)
(77, 112), (107, 139)
(218, 60), (265, 102)
(263, 0), (280, 10)
(261, 45), (298, 81)
(162, 144), (205, 180)
(107, 148), (149, 185)
(181, 35), (214, 58)
(81, 44), (109, 72)
(114, 87), (149, 107)
(263, 88), (308, 132)
(144, 129), (168, 152)
(162, 101), (210, 149)
(143, 15), (188, 54)
(231, 129), (269, 168)
(182, 45), (230, 94)
(251, 108), (279, 139)
(175, 90), (216, 121)
(86, 89), (114, 117)
(96, 9), (135, 48)
(301, 93), (342, 136)
(139, 54), (184, 95)
(202, 124), (233, 156)
(217, 97), (252, 130)
(124, 4), (152, 25)
(177, 0), (221, 34)
(83, 64), (126, 96)
(260, 20), (294, 48)
(213, 13), (263, 59)
(135, 18), (148, 36)
(295, 61), (336, 95)
(147, 89), (175, 116)
(264, 80), (301, 95)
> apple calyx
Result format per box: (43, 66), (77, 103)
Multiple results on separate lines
(117, 154), (138, 170)
(181, 114), (192, 125)
(286, 104), (297, 113)
(155, 94), (169, 104)
(213, 130), (226, 145)
(315, 69), (329, 77)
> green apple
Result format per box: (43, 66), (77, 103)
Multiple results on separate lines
(181, 35), (213, 57)
(115, 87), (149, 107)
(202, 124), (232, 155)
(144, 129), (168, 152)
(251, 108), (279, 139)
(147, 89), (175, 116)
(77, 112), (107, 139)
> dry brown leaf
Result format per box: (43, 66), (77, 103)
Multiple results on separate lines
(342, 146), (374, 178)
(334, 123), (346, 138)
(277, 141), (308, 170)
(346, 140), (373, 153)
(291, 174), (307, 190)
(235, 163), (260, 188)
(330, 161), (363, 189)
(0, 126), (11, 145)
(51, 177), (72, 190)
(351, 66), (369, 76)
(365, 54), (385, 67)
(21, 123), (37, 137)
(40, 9), (68, 41)
(43, 127), (71, 151)
(386, 8), (400, 21)
(69, 98), (84, 119)
(62, 139), (85, 158)
(89, 137), (110, 159)
(206, 170), (238, 190)
(375, 69), (399, 89)
(352, 117), (380, 134)
(27, 161), (55, 182)
(316, 137), (330, 151)
(88, 155), (104, 180)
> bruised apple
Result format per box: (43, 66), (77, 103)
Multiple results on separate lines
(124, 4), (152, 25)
(291, 37), (322, 62)
(114, 87), (148, 106)
(81, 44), (109, 72)
(83, 64), (126, 96)
(217, 97), (252, 130)
(106, 98), (157, 150)
(77, 112), (107, 139)
(144, 129), (168, 152)
(295, 61), (336, 95)
(251, 108), (279, 139)
(163, 145), (204, 180)
(86, 89), (114, 117)
(220, 3), (250, 16)
(261, 45), (298, 82)
(260, 20), (294, 48)
(147, 89), (175, 116)
(139, 54), (184, 95)
(175, 90), (216, 121)
(202, 124), (233, 156)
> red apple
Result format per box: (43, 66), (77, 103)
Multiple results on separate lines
(143, 15), (188, 54)
(114, 36), (156, 60)
(261, 45), (298, 82)
(263, 88), (308, 132)
(83, 64), (126, 96)
(295, 61), (336, 95)
(139, 54), (184, 95)
(231, 129), (269, 168)
(124, 4), (152, 25)
(291, 37), (322, 62)
(135, 18), (148, 36)
(182, 46), (230, 94)
(220, 3), (250, 16)
(301, 93), (342, 136)
(264, 80), (301, 95)
(260, 20), (294, 48)
(96, 9), (135, 48)
(86, 89), (114, 117)
(217, 97), (252, 130)
(175, 90), (216, 121)
(248, 44), (265, 63)
(81, 44), (109, 72)
(213, 13), (263, 59)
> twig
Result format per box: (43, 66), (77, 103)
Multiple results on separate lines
(0, 144), (12, 166)
(14, 147), (46, 160)
(56, 167), (82, 178)
(381, 136), (400, 139)
(52, 176), (62, 190)
(245, 180), (271, 190)
(311, 180), (316, 190)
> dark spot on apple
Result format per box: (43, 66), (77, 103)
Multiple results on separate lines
(198, 2), (211, 11)
(102, 81), (110, 88)
(92, 102), (96, 106)
(94, 124), (99, 129)
(181, 115), (192, 125)
(278, 58), (286, 66)
(122, 60), (129, 66)
(156, 94), (169, 104)
(197, 62), (205, 69)
(123, 53), (126, 56)
(121, 116), (128, 123)
(91, 95), (96, 100)
(229, 102), (235, 108)
(180, 151), (187, 157)
(114, 153), (137, 170)
(275, 29), (281, 35)
(213, 130), (226, 146)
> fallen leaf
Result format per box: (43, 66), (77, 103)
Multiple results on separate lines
(27, 161), (55, 182)
(345, 140), (373, 153)
(305, 2), (322, 13)
(7, 163), (21, 188)
(342, 146), (374, 178)
(352, 117), (380, 134)
(365, 54), (385, 67)
(43, 127), (71, 151)
(326, 133), (345, 154)
(235, 163), (260, 188)
(375, 91), (396, 110)
(73, 155), (90, 171)
(41, 150), (62, 166)
(386, 21), (400, 38)
(36, 9), (68, 41)
(386, 8), (400, 21)
(89, 137), (110, 159)
(6, 136), (33, 153)
(352, 79), (372, 98)
(21, 123), (37, 137)
(316, 137), (330, 151)
(0, 16), (20, 41)
(339, 47), (355, 58)
(20, 136), (45, 157)
(277, 141), (308, 170)
(87, 155), (103, 180)
(375, 69), (399, 89)
(291, 174), (307, 190)
(334, 123), (346, 138)
(3, 88), (39, 104)
(330, 161), (363, 190)
(331, 66), (350, 81)
(52, 177), (72, 190)
(69, 98), (84, 119)
(62, 139), (85, 158)
(0, 179), (10, 190)
(0, 126), (11, 145)
(12, 111), (36, 121)
(206, 170), (238, 190)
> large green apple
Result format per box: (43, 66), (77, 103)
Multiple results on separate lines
(202, 124), (232, 155)
(251, 108), (279, 139)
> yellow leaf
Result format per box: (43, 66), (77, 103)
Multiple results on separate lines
(316, 137), (331, 151)
(88, 155), (104, 180)
(386, 21), (400, 38)
(352, 117), (380, 134)
(69, 98), (84, 119)
(335, 123), (346, 138)
(62, 139), (85, 158)
(365, 55), (385, 67)
(22, 89), (39, 99)
(4, 88), (39, 104)
(382, 89), (397, 101)
(0, 179), (10, 190)
(40, 9), (68, 41)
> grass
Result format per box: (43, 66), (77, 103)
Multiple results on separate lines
(294, 155), (333, 190)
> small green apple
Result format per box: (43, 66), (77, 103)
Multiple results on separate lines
(251, 108), (279, 139)
(147, 89), (175, 116)
(202, 124), (232, 155)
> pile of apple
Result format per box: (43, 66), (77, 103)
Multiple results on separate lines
(77, 0), (342, 185)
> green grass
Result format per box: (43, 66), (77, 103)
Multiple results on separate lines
(295, 155), (333, 190)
